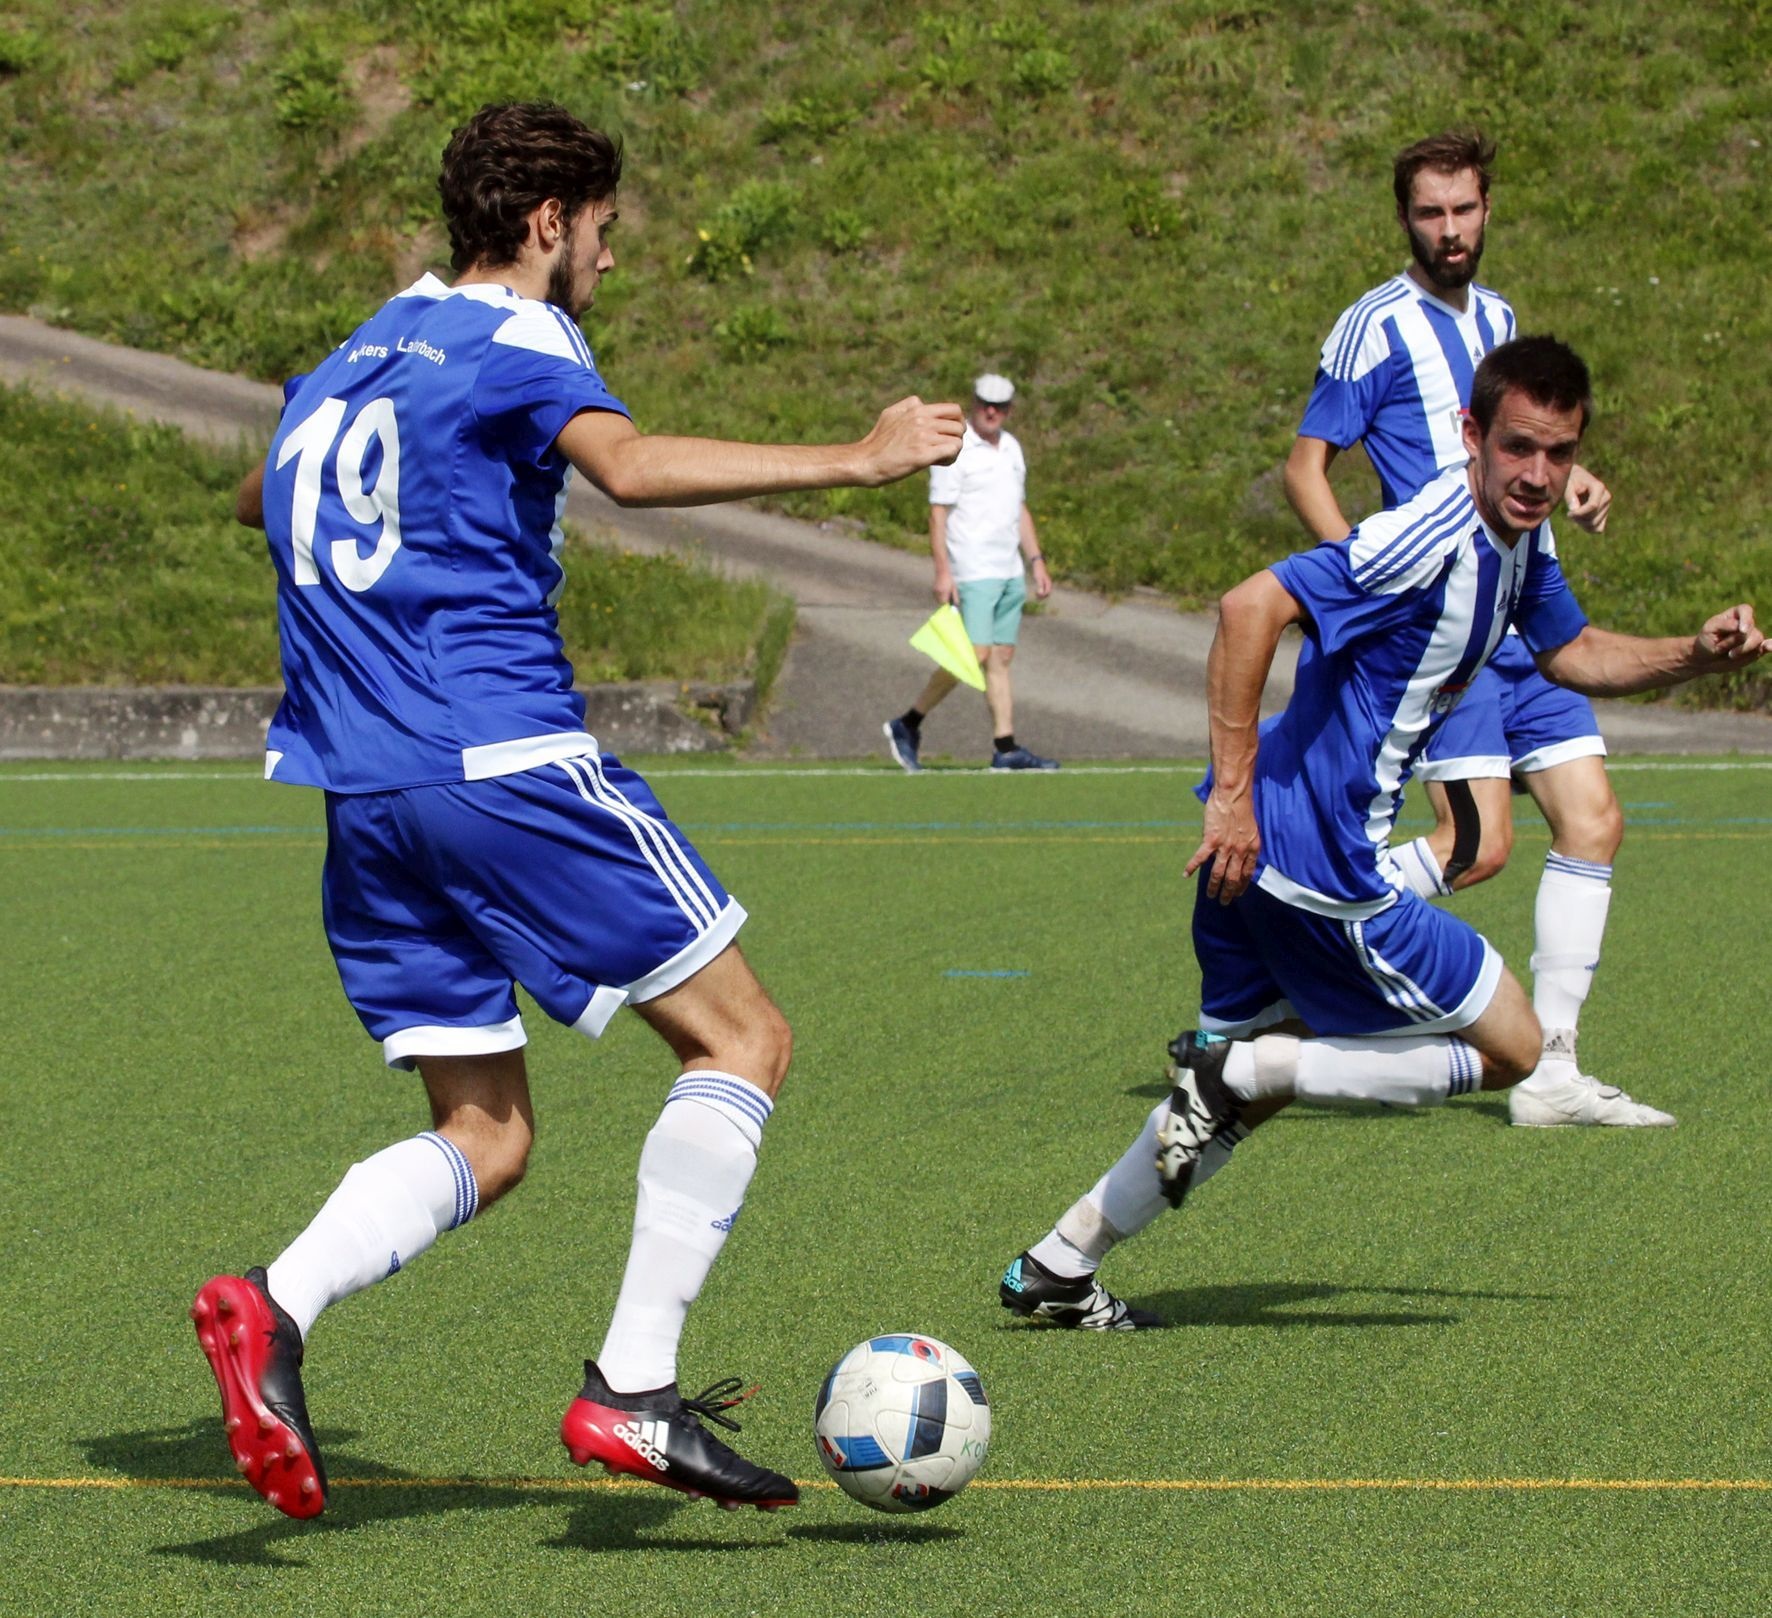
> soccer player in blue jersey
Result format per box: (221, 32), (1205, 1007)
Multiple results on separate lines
(190, 102), (964, 1516)
(1282, 131), (1664, 1128)
(999, 337), (1763, 1329)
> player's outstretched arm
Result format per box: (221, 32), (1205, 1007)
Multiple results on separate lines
(555, 398), (964, 508)
(1537, 606), (1766, 696)
(1186, 570), (1305, 904)
(1282, 436), (1352, 543)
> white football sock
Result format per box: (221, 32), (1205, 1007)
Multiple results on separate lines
(1222, 1034), (1300, 1102)
(1393, 836), (1453, 898)
(1029, 1100), (1242, 1277)
(597, 1071), (771, 1395)
(1293, 1035), (1482, 1108)
(1530, 852), (1613, 1033)
(266, 1131), (476, 1341)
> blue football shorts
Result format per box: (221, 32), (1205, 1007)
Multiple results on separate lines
(1415, 635), (1604, 783)
(1191, 869), (1501, 1039)
(321, 753), (744, 1069)
(956, 574), (1027, 647)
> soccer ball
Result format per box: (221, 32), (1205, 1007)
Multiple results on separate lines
(812, 1334), (991, 1512)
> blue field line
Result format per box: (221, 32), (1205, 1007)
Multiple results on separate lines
(944, 969), (1031, 979)
(1620, 816), (1772, 826)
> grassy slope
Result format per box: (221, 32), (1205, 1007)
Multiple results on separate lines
(0, 383), (791, 686)
(0, 759), (1768, 1615)
(1, 2), (1768, 705)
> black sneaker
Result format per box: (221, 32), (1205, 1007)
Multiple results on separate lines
(883, 717), (922, 772)
(1157, 1031), (1244, 1206)
(999, 1250), (1161, 1329)
(561, 1361), (799, 1510)
(190, 1266), (327, 1519)
(990, 745), (1059, 770)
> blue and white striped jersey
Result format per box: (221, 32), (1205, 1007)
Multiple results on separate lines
(261, 275), (629, 793)
(1253, 473), (1586, 915)
(1299, 272), (1516, 507)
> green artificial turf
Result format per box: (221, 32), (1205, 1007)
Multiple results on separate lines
(1, 759), (1768, 1616)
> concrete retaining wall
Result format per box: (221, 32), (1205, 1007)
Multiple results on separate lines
(0, 682), (755, 760)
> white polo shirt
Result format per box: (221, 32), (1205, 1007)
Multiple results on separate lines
(929, 425), (1027, 582)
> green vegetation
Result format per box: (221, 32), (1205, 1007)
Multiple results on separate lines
(2, 758), (1769, 1614)
(0, 386), (276, 683)
(2, 3), (1767, 705)
(0, 384), (791, 689)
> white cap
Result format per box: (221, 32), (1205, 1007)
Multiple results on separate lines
(973, 373), (1015, 404)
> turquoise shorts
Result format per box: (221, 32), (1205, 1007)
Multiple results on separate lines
(956, 574), (1027, 647)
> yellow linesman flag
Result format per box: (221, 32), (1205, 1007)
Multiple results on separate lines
(910, 604), (985, 690)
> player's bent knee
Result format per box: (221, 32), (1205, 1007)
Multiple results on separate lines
(1480, 1039), (1539, 1089)
(1564, 797), (1624, 863)
(693, 992), (792, 1095)
(1464, 835), (1513, 887)
(1465, 970), (1541, 1089)
(1473, 1011), (1542, 1089)
(447, 1113), (534, 1206)
(743, 1001), (793, 1093)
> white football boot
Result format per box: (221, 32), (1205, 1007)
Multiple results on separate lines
(1508, 1029), (1676, 1128)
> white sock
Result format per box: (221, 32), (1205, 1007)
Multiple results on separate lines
(1393, 836), (1453, 898)
(597, 1071), (771, 1394)
(1223, 1034), (1300, 1101)
(1531, 853), (1613, 1032)
(1293, 1035), (1482, 1107)
(266, 1131), (476, 1341)
(1028, 1100), (1243, 1278)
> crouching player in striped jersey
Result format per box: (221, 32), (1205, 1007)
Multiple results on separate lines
(999, 337), (1763, 1330)
(190, 102), (963, 1513)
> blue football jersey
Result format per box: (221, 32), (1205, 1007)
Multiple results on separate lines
(1250, 473), (1586, 914)
(261, 274), (630, 793)
(1298, 273), (1516, 507)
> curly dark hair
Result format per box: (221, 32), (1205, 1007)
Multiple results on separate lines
(1471, 335), (1593, 434)
(1392, 130), (1497, 215)
(438, 102), (624, 273)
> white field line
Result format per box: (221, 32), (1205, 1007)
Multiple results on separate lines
(3, 760), (1770, 785)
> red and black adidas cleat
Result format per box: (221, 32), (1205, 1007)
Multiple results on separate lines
(561, 1361), (798, 1511)
(190, 1267), (327, 1520)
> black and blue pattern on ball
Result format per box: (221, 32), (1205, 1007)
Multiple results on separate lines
(954, 1371), (988, 1407)
(904, 1375), (948, 1461)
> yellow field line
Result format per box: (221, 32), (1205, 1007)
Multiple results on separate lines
(3, 1474), (1767, 1495)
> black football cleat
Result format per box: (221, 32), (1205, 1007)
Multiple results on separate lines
(999, 1250), (1161, 1329)
(561, 1361), (798, 1511)
(1157, 1030), (1244, 1206)
(190, 1266), (327, 1518)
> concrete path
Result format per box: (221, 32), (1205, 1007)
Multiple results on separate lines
(4, 312), (1767, 760)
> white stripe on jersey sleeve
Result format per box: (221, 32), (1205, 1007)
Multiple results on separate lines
(1320, 276), (1410, 381)
(491, 302), (589, 364)
(1348, 478), (1473, 596)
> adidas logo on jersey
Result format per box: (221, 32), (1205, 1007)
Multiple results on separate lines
(710, 1207), (741, 1233)
(613, 1419), (670, 1472)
